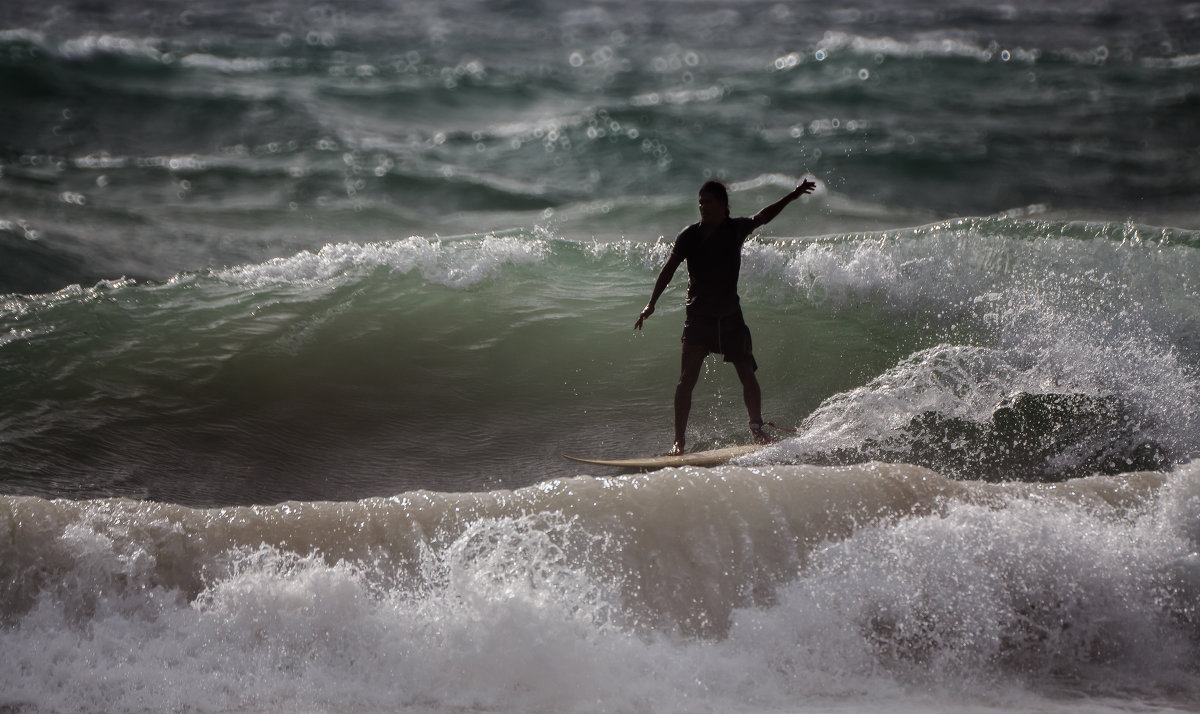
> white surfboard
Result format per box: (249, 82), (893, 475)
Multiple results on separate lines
(562, 444), (762, 469)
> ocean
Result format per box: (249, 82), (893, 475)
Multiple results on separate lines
(2, 0), (1199, 711)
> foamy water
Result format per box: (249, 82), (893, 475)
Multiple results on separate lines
(2, 463), (1197, 713)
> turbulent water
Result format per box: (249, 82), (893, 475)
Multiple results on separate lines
(2, 0), (1200, 712)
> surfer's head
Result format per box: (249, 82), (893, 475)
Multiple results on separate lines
(698, 180), (729, 223)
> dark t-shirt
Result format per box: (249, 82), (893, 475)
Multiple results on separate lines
(670, 216), (757, 317)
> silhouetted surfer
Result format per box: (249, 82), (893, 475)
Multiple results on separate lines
(635, 178), (816, 455)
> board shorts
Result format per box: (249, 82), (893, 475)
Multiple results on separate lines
(681, 310), (757, 371)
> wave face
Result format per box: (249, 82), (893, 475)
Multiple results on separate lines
(3, 0), (1200, 711)
(1, 221), (1197, 504)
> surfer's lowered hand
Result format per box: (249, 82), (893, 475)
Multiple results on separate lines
(634, 302), (655, 330)
(634, 249), (685, 331)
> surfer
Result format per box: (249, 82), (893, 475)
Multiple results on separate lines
(635, 178), (816, 455)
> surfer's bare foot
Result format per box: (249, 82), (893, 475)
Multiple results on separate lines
(750, 421), (772, 445)
(669, 441), (685, 456)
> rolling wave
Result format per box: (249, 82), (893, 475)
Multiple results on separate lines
(0, 219), (1196, 504)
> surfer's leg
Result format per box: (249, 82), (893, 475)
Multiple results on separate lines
(734, 359), (769, 444)
(673, 342), (708, 454)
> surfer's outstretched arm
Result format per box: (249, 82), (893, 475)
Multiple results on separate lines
(635, 252), (684, 330)
(751, 178), (816, 228)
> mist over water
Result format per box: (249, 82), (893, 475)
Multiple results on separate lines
(2, 0), (1199, 712)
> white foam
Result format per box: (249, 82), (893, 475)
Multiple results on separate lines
(57, 33), (167, 62)
(752, 221), (1200, 460)
(809, 30), (1039, 65)
(1, 464), (1195, 713)
(1143, 52), (1200, 70)
(213, 235), (550, 289)
(728, 463), (1200, 700)
(779, 343), (1025, 454)
(179, 53), (293, 74)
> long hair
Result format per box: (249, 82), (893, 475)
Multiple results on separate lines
(699, 180), (730, 216)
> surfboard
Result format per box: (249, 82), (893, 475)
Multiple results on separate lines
(562, 444), (762, 469)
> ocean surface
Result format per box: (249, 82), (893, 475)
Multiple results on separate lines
(2, 0), (1200, 712)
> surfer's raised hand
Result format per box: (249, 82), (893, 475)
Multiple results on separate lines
(752, 177), (818, 227)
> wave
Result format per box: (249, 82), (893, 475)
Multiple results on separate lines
(5, 16), (1198, 210)
(1, 219), (1198, 503)
(210, 233), (552, 289)
(0, 462), (1196, 712)
(771, 387), (1172, 480)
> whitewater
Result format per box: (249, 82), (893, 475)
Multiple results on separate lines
(0, 464), (1196, 713)
(2, 0), (1199, 712)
